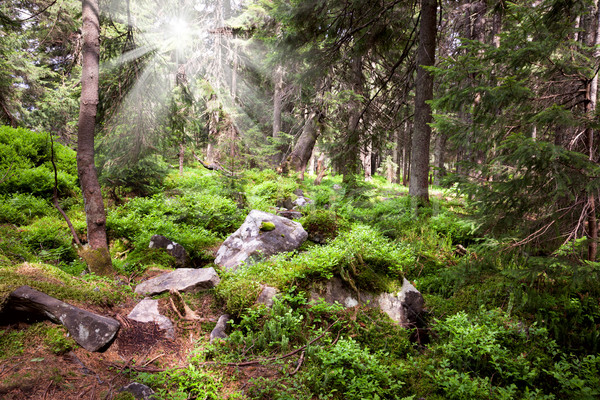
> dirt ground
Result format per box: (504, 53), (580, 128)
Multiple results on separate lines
(0, 293), (237, 399)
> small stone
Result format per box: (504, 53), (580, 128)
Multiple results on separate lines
(118, 382), (156, 400)
(127, 299), (175, 339)
(210, 314), (231, 342)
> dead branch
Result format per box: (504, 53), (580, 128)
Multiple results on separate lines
(168, 289), (214, 322)
(49, 134), (82, 247)
(0, 161), (14, 185)
(290, 351), (305, 375)
(191, 151), (236, 177)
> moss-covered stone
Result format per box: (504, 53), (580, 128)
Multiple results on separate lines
(79, 246), (114, 276)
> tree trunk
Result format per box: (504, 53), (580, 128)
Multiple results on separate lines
(341, 56), (365, 185)
(409, 0), (437, 203)
(286, 110), (320, 180)
(272, 65), (284, 164)
(77, 0), (113, 275)
(179, 143), (185, 176)
(586, 1), (600, 261)
(433, 132), (447, 186)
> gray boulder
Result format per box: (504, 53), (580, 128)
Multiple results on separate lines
(210, 314), (231, 342)
(277, 210), (303, 220)
(214, 210), (308, 271)
(309, 277), (424, 327)
(256, 285), (278, 307)
(118, 382), (156, 400)
(6, 285), (120, 352)
(293, 196), (313, 207)
(135, 267), (220, 296)
(149, 235), (190, 268)
(127, 299), (175, 339)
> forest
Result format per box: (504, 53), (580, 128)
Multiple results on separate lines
(1, 0), (600, 398)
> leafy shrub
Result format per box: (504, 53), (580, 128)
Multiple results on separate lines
(425, 308), (600, 399)
(0, 194), (54, 225)
(0, 126), (78, 196)
(429, 211), (477, 244)
(137, 364), (223, 400)
(106, 193), (224, 263)
(245, 172), (298, 210)
(303, 337), (406, 400)
(0, 225), (34, 265)
(300, 209), (347, 244)
(99, 153), (169, 196)
(21, 216), (77, 263)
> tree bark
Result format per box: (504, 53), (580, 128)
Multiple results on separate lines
(586, 0), (600, 261)
(285, 110), (320, 180)
(77, 0), (113, 275)
(272, 65), (285, 164)
(433, 132), (447, 186)
(341, 56), (365, 185)
(409, 0), (437, 203)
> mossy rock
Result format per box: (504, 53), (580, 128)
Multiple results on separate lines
(79, 246), (114, 276)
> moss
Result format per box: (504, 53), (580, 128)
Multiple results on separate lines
(0, 262), (126, 307)
(78, 246), (114, 276)
(260, 221), (276, 231)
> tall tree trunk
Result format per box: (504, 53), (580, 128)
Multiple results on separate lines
(433, 132), (447, 186)
(285, 110), (320, 180)
(77, 0), (113, 275)
(272, 65), (284, 164)
(341, 56), (365, 185)
(586, 1), (600, 261)
(179, 142), (185, 176)
(392, 129), (401, 184)
(409, 0), (437, 203)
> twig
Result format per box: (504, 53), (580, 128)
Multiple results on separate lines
(142, 353), (165, 367)
(49, 134), (82, 247)
(290, 351), (305, 375)
(42, 381), (53, 400)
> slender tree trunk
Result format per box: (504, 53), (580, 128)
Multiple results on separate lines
(433, 132), (447, 186)
(77, 0), (113, 275)
(392, 129), (401, 184)
(409, 0), (437, 203)
(179, 142), (185, 176)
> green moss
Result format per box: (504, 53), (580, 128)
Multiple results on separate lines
(79, 246), (114, 276)
(0, 262), (126, 307)
(260, 221), (276, 231)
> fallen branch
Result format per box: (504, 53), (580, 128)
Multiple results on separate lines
(168, 289), (214, 322)
(49, 134), (82, 247)
(191, 152), (236, 177)
(290, 351), (305, 375)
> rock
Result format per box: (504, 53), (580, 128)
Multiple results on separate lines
(293, 189), (304, 196)
(6, 285), (120, 352)
(398, 278), (425, 325)
(148, 235), (190, 268)
(127, 299), (175, 339)
(256, 285), (278, 307)
(276, 197), (295, 210)
(214, 210), (308, 271)
(135, 267), (220, 296)
(118, 382), (156, 400)
(309, 277), (424, 327)
(210, 314), (231, 342)
(293, 196), (312, 207)
(277, 210), (303, 220)
(333, 184), (342, 190)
